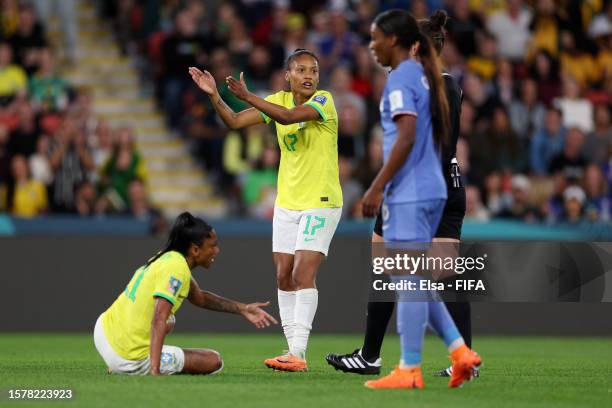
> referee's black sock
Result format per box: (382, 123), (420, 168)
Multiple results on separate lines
(361, 301), (395, 362)
(444, 301), (472, 348)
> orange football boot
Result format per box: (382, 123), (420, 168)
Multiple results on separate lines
(449, 347), (482, 388)
(264, 353), (308, 372)
(364, 366), (424, 389)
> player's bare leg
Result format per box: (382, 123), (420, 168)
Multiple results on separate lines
(274, 253), (296, 291)
(181, 348), (223, 374)
(265, 250), (323, 372)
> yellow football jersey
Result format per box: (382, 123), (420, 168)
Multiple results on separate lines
(259, 90), (343, 210)
(101, 251), (191, 360)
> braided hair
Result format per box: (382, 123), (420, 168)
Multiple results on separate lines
(146, 212), (213, 267)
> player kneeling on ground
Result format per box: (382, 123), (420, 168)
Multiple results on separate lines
(94, 212), (277, 376)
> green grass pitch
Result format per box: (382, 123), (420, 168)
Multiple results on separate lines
(1, 334), (611, 407)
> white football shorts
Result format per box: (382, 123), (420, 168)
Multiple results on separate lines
(272, 206), (342, 256)
(93, 315), (185, 375)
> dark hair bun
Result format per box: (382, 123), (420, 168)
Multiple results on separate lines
(175, 211), (195, 227)
(429, 9), (448, 30)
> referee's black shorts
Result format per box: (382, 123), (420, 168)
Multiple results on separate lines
(373, 187), (466, 240)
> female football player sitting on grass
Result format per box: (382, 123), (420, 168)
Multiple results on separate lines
(94, 212), (277, 376)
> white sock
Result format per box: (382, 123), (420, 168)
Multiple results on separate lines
(291, 288), (318, 360)
(277, 289), (296, 350)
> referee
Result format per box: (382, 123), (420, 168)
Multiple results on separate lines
(326, 10), (473, 377)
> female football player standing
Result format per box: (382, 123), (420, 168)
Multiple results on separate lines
(326, 10), (474, 379)
(359, 10), (480, 389)
(189, 48), (342, 372)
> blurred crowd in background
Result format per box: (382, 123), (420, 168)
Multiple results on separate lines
(2, 0), (612, 227)
(102, 0), (612, 224)
(0, 0), (164, 232)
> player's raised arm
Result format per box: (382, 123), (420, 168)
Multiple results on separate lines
(226, 72), (321, 125)
(149, 297), (173, 376)
(188, 67), (263, 129)
(188, 277), (278, 329)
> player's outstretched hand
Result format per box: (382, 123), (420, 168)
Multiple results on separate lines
(188, 67), (216, 95)
(241, 301), (278, 329)
(362, 185), (383, 217)
(226, 72), (250, 101)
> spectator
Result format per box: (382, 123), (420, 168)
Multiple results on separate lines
(338, 155), (363, 219)
(466, 31), (498, 81)
(509, 78), (546, 140)
(29, 135), (52, 186)
(486, 0), (532, 61)
(472, 106), (526, 182)
(8, 154), (47, 217)
(559, 30), (598, 89)
(281, 13), (309, 61)
(222, 124), (267, 178)
(549, 127), (588, 179)
(447, 0), (484, 57)
(28, 47), (69, 111)
(589, 1), (612, 40)
(583, 104), (612, 166)
(161, 8), (209, 129)
(126, 178), (167, 235)
(351, 46), (374, 99)
(73, 180), (96, 217)
(498, 174), (542, 222)
(7, 99), (39, 157)
(9, 3), (46, 76)
(483, 171), (511, 217)
(227, 18), (253, 67)
(462, 72), (498, 131)
(545, 171), (568, 222)
(561, 185), (586, 223)
(89, 120), (113, 182)
(0, 41), (26, 104)
(244, 46), (274, 94)
(493, 58), (515, 106)
(0, 124), (10, 197)
(49, 121), (95, 212)
(465, 185), (490, 221)
(526, 0), (563, 60)
(99, 126), (147, 211)
(330, 65), (367, 158)
(583, 164), (610, 222)
(317, 12), (359, 71)
(354, 126), (383, 192)
(243, 146), (278, 219)
(594, 24), (612, 90)
(555, 75), (594, 133)
(0, 0), (19, 38)
(530, 107), (565, 175)
(529, 49), (561, 105)
(181, 98), (225, 180)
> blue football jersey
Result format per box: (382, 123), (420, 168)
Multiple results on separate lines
(379, 59), (447, 204)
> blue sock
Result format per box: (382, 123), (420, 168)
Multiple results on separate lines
(428, 299), (462, 348)
(397, 301), (428, 366)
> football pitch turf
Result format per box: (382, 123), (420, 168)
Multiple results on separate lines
(1, 334), (611, 408)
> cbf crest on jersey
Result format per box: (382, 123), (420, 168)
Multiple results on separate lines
(312, 94), (327, 105)
(168, 276), (182, 296)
